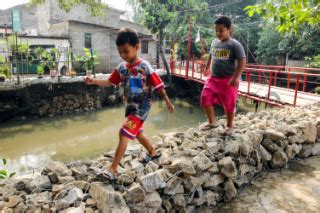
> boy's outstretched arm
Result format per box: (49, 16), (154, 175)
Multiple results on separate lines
(158, 88), (175, 113)
(84, 76), (113, 87)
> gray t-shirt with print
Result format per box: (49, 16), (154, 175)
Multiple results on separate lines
(210, 38), (246, 77)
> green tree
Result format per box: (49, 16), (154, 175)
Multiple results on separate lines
(29, 0), (107, 16)
(245, 0), (319, 34)
(255, 24), (283, 64)
(139, 2), (177, 85)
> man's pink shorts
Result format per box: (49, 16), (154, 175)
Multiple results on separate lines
(200, 76), (238, 113)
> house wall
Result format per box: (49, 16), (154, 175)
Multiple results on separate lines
(68, 22), (111, 73)
(0, 4), (38, 31)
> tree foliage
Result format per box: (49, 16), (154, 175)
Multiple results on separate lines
(29, 0), (107, 16)
(244, 0), (320, 35)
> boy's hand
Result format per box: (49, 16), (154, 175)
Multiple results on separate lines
(166, 101), (175, 113)
(229, 76), (240, 87)
(203, 68), (211, 77)
(84, 76), (94, 84)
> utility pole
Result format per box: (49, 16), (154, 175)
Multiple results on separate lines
(186, 16), (192, 79)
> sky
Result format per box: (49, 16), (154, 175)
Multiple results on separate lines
(0, 0), (131, 12)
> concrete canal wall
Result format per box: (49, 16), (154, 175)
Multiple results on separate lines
(0, 75), (122, 122)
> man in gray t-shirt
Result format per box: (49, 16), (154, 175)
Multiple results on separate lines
(210, 38), (246, 77)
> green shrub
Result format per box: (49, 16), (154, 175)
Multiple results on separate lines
(0, 158), (15, 179)
(315, 86), (320, 94)
(37, 65), (44, 75)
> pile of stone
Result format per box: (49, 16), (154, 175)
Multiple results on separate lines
(0, 103), (319, 212)
(38, 93), (101, 117)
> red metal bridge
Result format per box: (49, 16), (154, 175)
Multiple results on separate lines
(169, 60), (320, 107)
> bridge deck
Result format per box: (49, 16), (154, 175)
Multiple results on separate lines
(172, 69), (320, 106)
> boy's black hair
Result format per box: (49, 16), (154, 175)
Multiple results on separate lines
(214, 16), (232, 28)
(116, 28), (139, 46)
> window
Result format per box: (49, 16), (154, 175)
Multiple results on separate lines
(141, 40), (148, 54)
(84, 33), (92, 49)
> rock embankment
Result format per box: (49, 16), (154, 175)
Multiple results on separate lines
(0, 103), (319, 212)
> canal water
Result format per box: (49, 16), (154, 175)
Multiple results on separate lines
(0, 98), (208, 174)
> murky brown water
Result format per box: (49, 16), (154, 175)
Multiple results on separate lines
(0, 99), (206, 174)
(217, 156), (320, 212)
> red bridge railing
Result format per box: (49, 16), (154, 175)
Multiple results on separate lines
(168, 58), (320, 107)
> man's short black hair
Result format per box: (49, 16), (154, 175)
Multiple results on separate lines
(214, 16), (232, 28)
(116, 28), (139, 46)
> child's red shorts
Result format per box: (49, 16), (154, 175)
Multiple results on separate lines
(201, 76), (238, 113)
(120, 115), (144, 140)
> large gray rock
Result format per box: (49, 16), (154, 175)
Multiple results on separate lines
(265, 129), (286, 140)
(171, 194), (187, 208)
(191, 190), (218, 206)
(145, 161), (159, 173)
(72, 181), (90, 192)
(136, 191), (162, 209)
(239, 164), (256, 176)
(301, 122), (317, 143)
(204, 141), (221, 155)
(63, 188), (83, 204)
(192, 152), (214, 171)
(271, 151), (288, 168)
(291, 143), (302, 155)
(117, 174), (134, 186)
(163, 176), (183, 195)
(124, 183), (145, 203)
(312, 143), (320, 156)
(224, 142), (240, 156)
(28, 175), (52, 192)
(246, 131), (263, 146)
(125, 144), (142, 156)
(240, 139), (253, 156)
(27, 191), (52, 205)
(224, 179), (237, 202)
(218, 157), (237, 178)
(89, 183), (129, 212)
(60, 202), (85, 213)
(203, 174), (225, 189)
(167, 158), (196, 175)
(208, 162), (220, 174)
(261, 139), (282, 153)
(138, 171), (166, 193)
(288, 134), (307, 144)
(298, 144), (313, 158)
(259, 144), (272, 161)
(130, 159), (144, 173)
(44, 161), (72, 176)
(5, 195), (23, 208)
